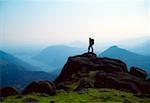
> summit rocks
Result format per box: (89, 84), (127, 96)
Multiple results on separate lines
(54, 52), (150, 95)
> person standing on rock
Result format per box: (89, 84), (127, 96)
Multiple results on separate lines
(88, 38), (94, 53)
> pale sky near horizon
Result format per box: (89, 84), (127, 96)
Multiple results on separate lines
(0, 0), (149, 47)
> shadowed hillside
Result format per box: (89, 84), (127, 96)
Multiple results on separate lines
(0, 50), (55, 90)
(0, 50), (40, 71)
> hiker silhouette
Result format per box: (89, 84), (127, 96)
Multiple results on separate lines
(88, 38), (94, 53)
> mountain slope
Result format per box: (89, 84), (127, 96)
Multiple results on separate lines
(32, 45), (85, 67)
(99, 46), (150, 72)
(0, 50), (40, 71)
(1, 63), (53, 90)
(0, 50), (54, 90)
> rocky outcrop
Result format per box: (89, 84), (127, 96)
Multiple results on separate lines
(130, 66), (147, 79)
(0, 87), (19, 97)
(21, 81), (56, 96)
(74, 78), (94, 91)
(54, 52), (127, 84)
(94, 71), (141, 93)
(54, 52), (150, 95)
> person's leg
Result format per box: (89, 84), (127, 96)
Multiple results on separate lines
(92, 47), (93, 53)
(88, 46), (90, 52)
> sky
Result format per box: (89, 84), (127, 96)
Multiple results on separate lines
(0, 0), (149, 47)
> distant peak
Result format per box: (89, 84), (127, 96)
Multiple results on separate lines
(107, 45), (127, 52)
(110, 45), (119, 49)
(102, 45), (126, 53)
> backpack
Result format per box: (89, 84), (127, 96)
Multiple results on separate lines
(91, 39), (94, 45)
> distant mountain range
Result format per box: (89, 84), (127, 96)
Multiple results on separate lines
(0, 50), (40, 71)
(0, 50), (55, 90)
(32, 45), (85, 68)
(115, 37), (150, 56)
(129, 39), (150, 56)
(32, 45), (150, 74)
(99, 46), (150, 73)
(1, 43), (150, 91)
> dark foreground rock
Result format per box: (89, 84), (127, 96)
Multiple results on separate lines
(0, 87), (19, 97)
(22, 81), (56, 96)
(94, 71), (141, 93)
(54, 52), (127, 84)
(130, 66), (147, 79)
(54, 52), (150, 95)
(74, 78), (94, 91)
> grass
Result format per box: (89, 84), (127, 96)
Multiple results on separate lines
(1, 88), (150, 103)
